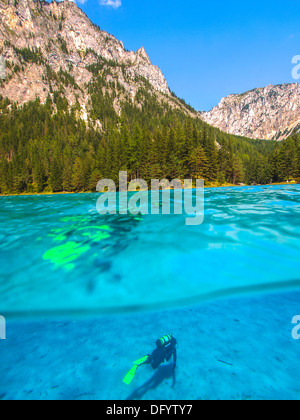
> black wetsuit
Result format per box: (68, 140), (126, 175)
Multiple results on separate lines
(147, 336), (177, 370)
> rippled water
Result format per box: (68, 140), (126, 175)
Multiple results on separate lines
(1, 185), (300, 318)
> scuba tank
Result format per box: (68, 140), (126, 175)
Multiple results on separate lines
(157, 334), (173, 347)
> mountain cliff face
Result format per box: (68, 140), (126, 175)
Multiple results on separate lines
(201, 83), (300, 141)
(0, 0), (182, 121)
(2, 1), (298, 143)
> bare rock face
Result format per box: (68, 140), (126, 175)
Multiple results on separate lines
(0, 0), (170, 110)
(201, 83), (300, 141)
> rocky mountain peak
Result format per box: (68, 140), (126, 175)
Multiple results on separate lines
(200, 83), (300, 141)
(0, 0), (170, 112)
(136, 46), (150, 63)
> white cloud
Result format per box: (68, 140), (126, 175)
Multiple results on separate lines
(100, 0), (122, 9)
(73, 0), (88, 4)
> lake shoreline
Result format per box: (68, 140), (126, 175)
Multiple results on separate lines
(0, 181), (298, 198)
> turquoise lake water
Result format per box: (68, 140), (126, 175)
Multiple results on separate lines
(0, 185), (300, 399)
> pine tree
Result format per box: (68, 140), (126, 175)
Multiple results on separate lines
(189, 146), (209, 180)
(33, 161), (46, 193)
(49, 159), (62, 192)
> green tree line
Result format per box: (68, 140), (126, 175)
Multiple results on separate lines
(0, 86), (300, 195)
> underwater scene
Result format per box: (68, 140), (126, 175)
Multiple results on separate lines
(0, 185), (300, 400)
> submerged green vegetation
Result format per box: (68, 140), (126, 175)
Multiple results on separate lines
(0, 79), (299, 195)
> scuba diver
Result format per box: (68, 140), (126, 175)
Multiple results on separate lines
(123, 334), (177, 385)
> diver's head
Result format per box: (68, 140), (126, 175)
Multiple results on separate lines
(156, 339), (163, 348)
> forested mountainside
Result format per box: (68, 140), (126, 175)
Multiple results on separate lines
(1, 94), (299, 195)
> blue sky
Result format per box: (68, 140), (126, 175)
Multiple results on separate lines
(72, 0), (300, 111)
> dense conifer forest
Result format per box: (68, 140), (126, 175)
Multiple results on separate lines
(0, 78), (299, 195)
